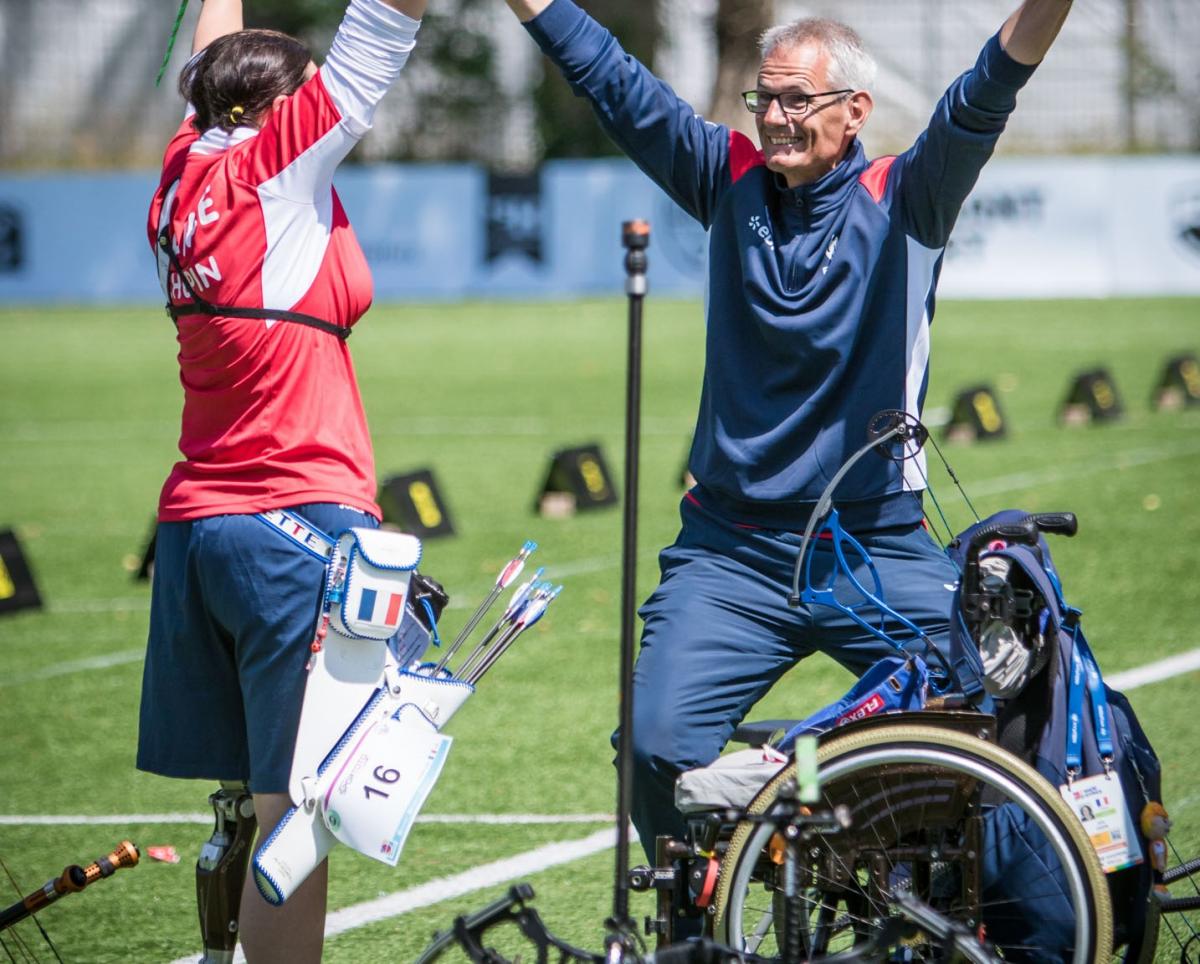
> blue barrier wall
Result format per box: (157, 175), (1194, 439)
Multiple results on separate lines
(2, 156), (1199, 303)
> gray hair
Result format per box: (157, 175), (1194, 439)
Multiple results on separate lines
(758, 18), (877, 93)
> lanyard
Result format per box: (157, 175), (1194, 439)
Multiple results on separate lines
(1065, 621), (1114, 776)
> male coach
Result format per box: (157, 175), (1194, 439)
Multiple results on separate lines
(500, 0), (1074, 859)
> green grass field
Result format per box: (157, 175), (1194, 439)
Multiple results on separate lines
(1, 296), (1199, 962)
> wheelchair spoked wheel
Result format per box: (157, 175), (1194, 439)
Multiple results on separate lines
(714, 725), (1113, 963)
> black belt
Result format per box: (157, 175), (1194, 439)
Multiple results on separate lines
(157, 229), (350, 341)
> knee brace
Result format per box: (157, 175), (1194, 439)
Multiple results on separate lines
(196, 781), (257, 964)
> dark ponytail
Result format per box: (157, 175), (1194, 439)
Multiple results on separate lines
(180, 29), (312, 133)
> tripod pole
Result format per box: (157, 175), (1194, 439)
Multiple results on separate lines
(613, 219), (649, 936)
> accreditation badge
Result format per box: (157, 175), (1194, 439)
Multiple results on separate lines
(319, 704), (453, 867)
(1059, 773), (1144, 873)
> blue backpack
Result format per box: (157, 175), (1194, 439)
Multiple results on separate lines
(949, 510), (1162, 959)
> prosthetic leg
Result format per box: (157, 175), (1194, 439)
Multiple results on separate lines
(197, 781), (257, 964)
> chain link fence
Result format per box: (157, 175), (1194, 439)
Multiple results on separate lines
(778, 0), (1199, 156)
(0, 0), (1196, 169)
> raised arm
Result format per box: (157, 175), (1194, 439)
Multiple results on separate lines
(191, 0), (426, 58)
(888, 0), (1072, 248)
(238, 0), (423, 202)
(318, 0), (423, 134)
(192, 0), (243, 55)
(502, 0), (731, 227)
(504, 0), (552, 21)
(999, 0), (1073, 66)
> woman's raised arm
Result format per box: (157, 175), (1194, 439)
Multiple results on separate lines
(192, 0), (243, 55)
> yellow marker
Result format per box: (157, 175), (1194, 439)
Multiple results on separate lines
(0, 557), (13, 600)
(408, 481), (443, 528)
(579, 456), (610, 498)
(971, 390), (1003, 434)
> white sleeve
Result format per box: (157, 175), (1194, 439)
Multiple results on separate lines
(320, 0), (421, 134)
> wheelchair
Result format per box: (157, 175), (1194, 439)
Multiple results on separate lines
(630, 415), (1167, 963)
(421, 412), (1199, 964)
(640, 711), (1111, 963)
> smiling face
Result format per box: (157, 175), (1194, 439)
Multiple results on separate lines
(754, 40), (873, 188)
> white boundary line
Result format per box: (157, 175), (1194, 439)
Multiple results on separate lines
(0, 415), (691, 443)
(0, 649), (145, 688)
(2, 555), (654, 689)
(1107, 647), (1200, 691)
(10, 433), (1199, 639)
(2, 647), (1196, 942)
(0, 645), (1192, 961)
(0, 812), (613, 827)
(165, 827), (625, 964)
(2, 644), (1198, 830)
(967, 438), (1200, 497)
(16, 433), (1197, 614)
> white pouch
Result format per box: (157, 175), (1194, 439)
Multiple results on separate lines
(265, 667), (475, 902)
(306, 668), (472, 865)
(332, 528), (422, 639)
(288, 528), (422, 806)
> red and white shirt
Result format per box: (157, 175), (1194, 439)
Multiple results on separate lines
(148, 0), (420, 522)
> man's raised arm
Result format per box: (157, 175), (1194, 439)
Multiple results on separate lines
(496, 0), (732, 228)
(888, 0), (1073, 249)
(999, 0), (1073, 66)
(504, 0), (552, 22)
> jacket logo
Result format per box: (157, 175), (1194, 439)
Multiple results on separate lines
(748, 214), (775, 250)
(822, 235), (839, 274)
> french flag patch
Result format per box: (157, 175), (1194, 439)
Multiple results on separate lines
(356, 587), (407, 629)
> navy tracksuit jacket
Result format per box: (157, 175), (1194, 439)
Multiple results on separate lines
(524, 0), (1037, 857)
(526, 0), (1036, 530)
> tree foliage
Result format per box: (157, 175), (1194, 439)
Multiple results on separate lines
(243, 0), (342, 39)
(707, 0), (775, 139)
(533, 0), (660, 158)
(241, 0), (500, 163)
(229, 0), (773, 163)
(386, 0), (502, 161)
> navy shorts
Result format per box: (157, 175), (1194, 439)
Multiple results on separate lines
(137, 503), (378, 794)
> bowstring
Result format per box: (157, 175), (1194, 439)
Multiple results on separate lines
(901, 439), (954, 548)
(0, 926), (24, 964)
(155, 0), (191, 87)
(926, 430), (981, 523)
(895, 420), (982, 549)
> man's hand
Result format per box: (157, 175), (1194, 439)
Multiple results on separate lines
(193, 0), (243, 54)
(504, 0), (554, 24)
(998, 0), (1072, 65)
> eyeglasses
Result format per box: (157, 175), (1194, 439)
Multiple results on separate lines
(741, 88), (853, 115)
